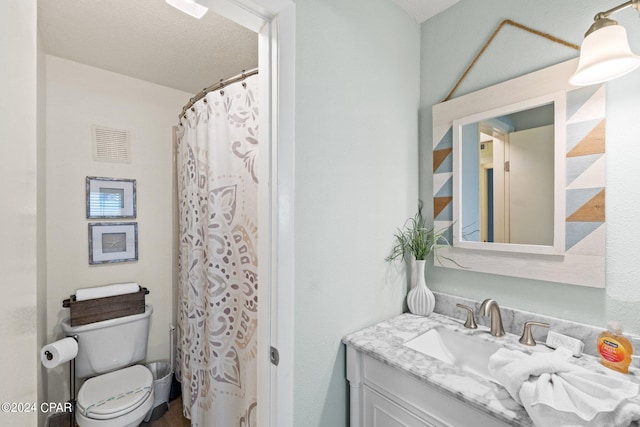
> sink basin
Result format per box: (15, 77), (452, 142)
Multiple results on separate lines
(404, 327), (502, 382)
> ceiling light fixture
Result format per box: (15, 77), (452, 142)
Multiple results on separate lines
(570, 0), (640, 86)
(165, 0), (208, 19)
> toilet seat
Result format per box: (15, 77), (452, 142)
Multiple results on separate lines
(77, 365), (153, 420)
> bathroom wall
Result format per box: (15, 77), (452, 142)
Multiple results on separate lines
(294, 0), (420, 425)
(0, 0), (39, 426)
(37, 30), (48, 427)
(45, 56), (190, 404)
(421, 1), (640, 333)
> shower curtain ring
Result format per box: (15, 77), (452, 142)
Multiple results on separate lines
(241, 70), (248, 88)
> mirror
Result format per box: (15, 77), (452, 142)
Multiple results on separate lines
(452, 92), (565, 256)
(462, 104), (554, 245)
(432, 59), (606, 287)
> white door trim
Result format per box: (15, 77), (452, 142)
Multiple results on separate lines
(199, 1), (295, 426)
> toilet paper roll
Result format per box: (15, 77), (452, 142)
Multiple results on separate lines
(76, 282), (140, 301)
(41, 337), (78, 369)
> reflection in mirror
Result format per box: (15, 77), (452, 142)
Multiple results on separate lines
(461, 103), (554, 246)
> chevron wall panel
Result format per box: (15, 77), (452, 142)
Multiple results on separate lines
(565, 85), (606, 253)
(433, 126), (454, 224)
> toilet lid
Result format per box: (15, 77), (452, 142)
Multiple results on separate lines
(77, 365), (153, 420)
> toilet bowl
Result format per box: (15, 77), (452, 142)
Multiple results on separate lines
(61, 305), (154, 427)
(75, 365), (154, 427)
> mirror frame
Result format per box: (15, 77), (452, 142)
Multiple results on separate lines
(452, 91), (566, 255)
(432, 59), (606, 288)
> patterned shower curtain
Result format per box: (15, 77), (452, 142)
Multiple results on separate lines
(175, 74), (259, 427)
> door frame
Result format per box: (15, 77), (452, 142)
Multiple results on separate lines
(199, 1), (296, 426)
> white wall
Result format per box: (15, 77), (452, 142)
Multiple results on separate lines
(37, 28), (49, 427)
(45, 56), (191, 403)
(0, 1), (39, 426)
(294, 0), (420, 425)
(421, 0), (640, 332)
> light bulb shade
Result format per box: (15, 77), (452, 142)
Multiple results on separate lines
(570, 24), (640, 86)
(165, 0), (208, 19)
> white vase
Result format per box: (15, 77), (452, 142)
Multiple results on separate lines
(407, 260), (435, 316)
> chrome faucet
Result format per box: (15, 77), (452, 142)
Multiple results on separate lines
(480, 299), (505, 337)
(456, 304), (478, 329)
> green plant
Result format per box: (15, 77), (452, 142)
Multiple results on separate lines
(386, 201), (460, 266)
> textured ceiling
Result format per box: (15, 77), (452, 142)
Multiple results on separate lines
(391, 0), (459, 23)
(38, 0), (457, 95)
(37, 0), (259, 95)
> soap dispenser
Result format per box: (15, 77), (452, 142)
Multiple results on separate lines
(597, 321), (633, 374)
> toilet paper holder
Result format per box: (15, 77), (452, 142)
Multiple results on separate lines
(41, 336), (78, 424)
(66, 336), (78, 425)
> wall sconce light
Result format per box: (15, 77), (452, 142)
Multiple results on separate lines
(570, 0), (640, 86)
(165, 0), (208, 19)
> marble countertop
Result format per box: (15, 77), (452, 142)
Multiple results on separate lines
(342, 312), (640, 426)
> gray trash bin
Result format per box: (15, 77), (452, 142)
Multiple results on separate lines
(144, 361), (173, 422)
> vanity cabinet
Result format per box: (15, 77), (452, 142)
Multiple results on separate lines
(363, 386), (433, 427)
(346, 346), (512, 427)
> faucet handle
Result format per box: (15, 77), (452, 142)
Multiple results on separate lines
(456, 304), (478, 329)
(519, 321), (550, 346)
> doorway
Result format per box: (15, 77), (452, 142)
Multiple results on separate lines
(38, 0), (295, 425)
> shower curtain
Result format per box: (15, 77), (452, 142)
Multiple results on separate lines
(175, 74), (259, 427)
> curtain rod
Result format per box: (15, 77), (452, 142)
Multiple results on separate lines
(179, 67), (259, 120)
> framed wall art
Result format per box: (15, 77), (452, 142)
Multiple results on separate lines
(88, 222), (138, 264)
(86, 176), (136, 218)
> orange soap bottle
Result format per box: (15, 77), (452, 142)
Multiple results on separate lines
(597, 321), (633, 374)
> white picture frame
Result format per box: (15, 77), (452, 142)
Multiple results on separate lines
(432, 58), (606, 288)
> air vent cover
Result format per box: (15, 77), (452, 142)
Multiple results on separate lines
(92, 125), (131, 163)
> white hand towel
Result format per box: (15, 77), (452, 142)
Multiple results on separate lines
(75, 282), (140, 301)
(489, 347), (640, 427)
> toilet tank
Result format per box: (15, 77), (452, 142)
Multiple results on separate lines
(61, 305), (153, 378)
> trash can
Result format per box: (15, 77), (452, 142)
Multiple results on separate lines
(144, 361), (173, 422)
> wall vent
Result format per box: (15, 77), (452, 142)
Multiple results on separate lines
(92, 125), (131, 163)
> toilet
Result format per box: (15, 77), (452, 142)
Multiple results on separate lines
(61, 305), (155, 427)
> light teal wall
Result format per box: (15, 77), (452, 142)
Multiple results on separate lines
(421, 0), (640, 333)
(295, 0), (420, 425)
